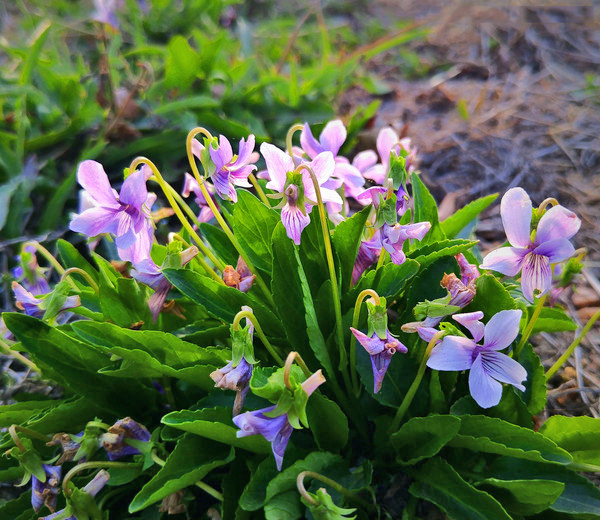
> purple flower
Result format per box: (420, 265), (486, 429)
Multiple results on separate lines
(350, 328), (408, 393)
(193, 135), (257, 202)
(233, 370), (325, 470)
(12, 248), (50, 296)
(223, 256), (255, 293)
(100, 417), (150, 460)
(210, 356), (253, 415)
(12, 281), (80, 319)
(381, 221), (431, 264)
(70, 160), (155, 263)
(260, 144), (341, 244)
(362, 127), (417, 184)
(47, 433), (82, 464)
(92, 0), (123, 29)
(480, 188), (580, 302)
(182, 172), (218, 223)
(352, 237), (381, 284)
(426, 309), (527, 409)
(31, 464), (61, 513)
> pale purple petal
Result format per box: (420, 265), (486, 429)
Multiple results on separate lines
(334, 162), (364, 187)
(77, 160), (119, 208)
(119, 168), (148, 209)
(318, 186), (343, 205)
(535, 205), (581, 244)
(229, 165), (254, 187)
(319, 120), (346, 156)
(182, 172), (199, 198)
(350, 327), (384, 355)
(148, 279), (171, 321)
(501, 187), (532, 248)
(371, 351), (393, 393)
(452, 311), (485, 342)
(480, 351), (526, 391)
(417, 326), (439, 343)
(469, 353), (503, 408)
(309, 151), (335, 185)
(261, 143), (294, 192)
(300, 123), (323, 158)
(210, 135), (234, 171)
(401, 221), (431, 242)
(533, 238), (575, 264)
(356, 186), (387, 207)
(233, 135), (255, 167)
(300, 369), (326, 396)
(191, 138), (204, 159)
(521, 253), (552, 302)
(480, 247), (527, 276)
(281, 203), (311, 245)
(376, 127), (398, 167)
(70, 206), (120, 237)
(362, 163), (386, 184)
(352, 150), (378, 172)
(426, 336), (476, 371)
(483, 309), (522, 350)
(131, 258), (162, 289)
(212, 170), (236, 201)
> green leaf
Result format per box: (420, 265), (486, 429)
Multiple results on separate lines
(530, 306), (577, 334)
(408, 239), (478, 269)
(441, 194), (498, 239)
(489, 458), (600, 517)
(239, 457), (279, 512)
(56, 239), (98, 283)
(409, 458), (512, 520)
(331, 205), (371, 291)
(163, 267), (284, 337)
(467, 274), (521, 321)
(517, 342), (546, 415)
(448, 415), (572, 465)
(539, 415), (600, 466)
(2, 313), (154, 415)
(306, 393), (349, 452)
(164, 35), (201, 90)
(411, 171), (445, 244)
(391, 415), (461, 465)
(161, 407), (271, 454)
(199, 223), (239, 266)
(98, 277), (151, 328)
(231, 190), (281, 274)
(0, 400), (62, 428)
(24, 397), (105, 435)
(477, 478), (564, 516)
(0, 491), (32, 520)
(153, 95), (220, 115)
(129, 434), (233, 512)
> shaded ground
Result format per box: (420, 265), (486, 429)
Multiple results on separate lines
(342, 2), (600, 418)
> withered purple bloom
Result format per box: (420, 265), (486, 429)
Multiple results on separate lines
(211, 357), (253, 416)
(480, 187), (580, 302)
(31, 464), (61, 513)
(70, 160), (155, 260)
(350, 328), (408, 393)
(233, 370), (325, 470)
(426, 310), (527, 409)
(100, 417), (150, 460)
(223, 256), (255, 293)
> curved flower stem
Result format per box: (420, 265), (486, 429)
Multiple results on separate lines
(23, 241), (66, 276)
(8, 425), (25, 452)
(60, 268), (99, 294)
(86, 420), (111, 430)
(349, 290), (382, 395)
(389, 331), (446, 432)
(537, 197), (559, 215)
(128, 157), (223, 284)
(63, 461), (139, 497)
(286, 123), (304, 159)
(514, 294), (547, 358)
(296, 163), (352, 393)
(11, 425), (49, 442)
(248, 172), (270, 206)
(0, 338), (39, 373)
(195, 480), (224, 501)
(296, 471), (374, 512)
(283, 351), (312, 390)
(232, 310), (284, 366)
(185, 130), (274, 305)
(545, 309), (600, 381)
(151, 450), (166, 467)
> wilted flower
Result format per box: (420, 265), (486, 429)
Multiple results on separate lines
(31, 465), (61, 513)
(70, 160), (155, 263)
(47, 433), (82, 464)
(211, 357), (253, 415)
(260, 144), (341, 244)
(426, 310), (527, 409)
(223, 257), (255, 292)
(100, 417), (150, 460)
(233, 370), (325, 470)
(350, 328), (407, 393)
(480, 187), (580, 302)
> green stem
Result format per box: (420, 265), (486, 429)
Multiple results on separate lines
(128, 157), (223, 284)
(283, 351), (312, 390)
(296, 471), (374, 512)
(195, 480), (224, 501)
(60, 268), (99, 294)
(296, 164), (352, 393)
(11, 425), (50, 442)
(233, 310), (284, 366)
(569, 462), (600, 473)
(376, 248), (387, 269)
(23, 241), (77, 289)
(546, 309), (600, 381)
(63, 461), (139, 497)
(0, 338), (39, 373)
(151, 450), (166, 467)
(8, 425), (25, 452)
(185, 129), (274, 304)
(350, 290), (382, 395)
(286, 124), (304, 158)
(390, 331), (445, 432)
(514, 294), (546, 358)
(537, 197), (559, 215)
(248, 172), (270, 206)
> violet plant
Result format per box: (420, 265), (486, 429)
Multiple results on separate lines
(1, 120), (600, 520)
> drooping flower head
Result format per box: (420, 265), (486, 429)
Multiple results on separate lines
(70, 160), (155, 263)
(426, 309), (527, 409)
(260, 143), (341, 244)
(12, 281), (80, 321)
(192, 135), (257, 202)
(182, 172), (218, 224)
(100, 417), (150, 460)
(12, 246), (50, 296)
(31, 464), (61, 513)
(223, 256), (255, 293)
(381, 221), (431, 265)
(233, 370), (325, 470)
(480, 188), (580, 302)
